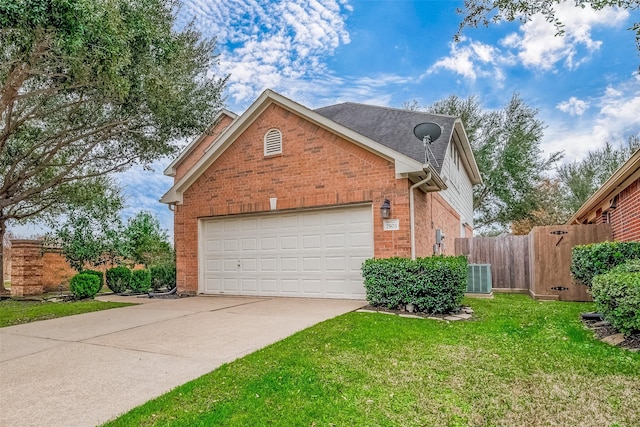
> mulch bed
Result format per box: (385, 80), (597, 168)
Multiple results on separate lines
(360, 304), (473, 320)
(582, 317), (640, 352)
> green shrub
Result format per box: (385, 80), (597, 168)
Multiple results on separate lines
(409, 256), (468, 314)
(81, 269), (104, 290)
(70, 273), (101, 299)
(571, 241), (640, 288)
(130, 269), (151, 293)
(591, 265), (640, 336)
(149, 263), (176, 291)
(361, 256), (467, 314)
(361, 257), (413, 309)
(106, 266), (132, 293)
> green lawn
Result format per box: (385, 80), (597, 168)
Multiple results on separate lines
(0, 299), (134, 327)
(105, 294), (640, 427)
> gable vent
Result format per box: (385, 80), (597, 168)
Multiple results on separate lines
(264, 129), (282, 156)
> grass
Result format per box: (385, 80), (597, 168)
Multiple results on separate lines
(0, 299), (134, 327)
(104, 294), (640, 427)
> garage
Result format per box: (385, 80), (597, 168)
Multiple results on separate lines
(199, 204), (374, 299)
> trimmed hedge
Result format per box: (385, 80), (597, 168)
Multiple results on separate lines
(106, 266), (132, 294)
(591, 263), (640, 336)
(81, 269), (104, 290)
(571, 241), (640, 288)
(70, 273), (101, 299)
(361, 256), (467, 314)
(130, 269), (152, 293)
(150, 263), (176, 291)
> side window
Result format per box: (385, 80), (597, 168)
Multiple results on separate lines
(264, 129), (282, 156)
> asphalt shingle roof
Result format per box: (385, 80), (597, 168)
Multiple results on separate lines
(314, 102), (457, 173)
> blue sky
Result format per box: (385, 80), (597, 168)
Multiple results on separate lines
(12, 0), (640, 238)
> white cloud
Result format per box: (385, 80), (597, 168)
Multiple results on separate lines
(543, 73), (640, 161)
(501, 1), (629, 70)
(427, 38), (512, 83)
(556, 97), (589, 116)
(178, 0), (351, 108)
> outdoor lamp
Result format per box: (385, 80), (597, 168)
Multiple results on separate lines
(380, 199), (391, 219)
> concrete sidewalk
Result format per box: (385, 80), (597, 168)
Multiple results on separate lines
(0, 295), (365, 427)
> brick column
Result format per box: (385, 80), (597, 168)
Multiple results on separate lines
(10, 240), (44, 296)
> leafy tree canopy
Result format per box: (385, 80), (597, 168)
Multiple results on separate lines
(425, 93), (562, 233)
(456, 0), (639, 51)
(122, 211), (173, 268)
(0, 0), (226, 290)
(558, 135), (640, 215)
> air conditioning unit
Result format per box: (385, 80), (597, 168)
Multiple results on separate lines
(467, 264), (492, 294)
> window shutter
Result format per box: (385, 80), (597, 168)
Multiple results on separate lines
(264, 129), (282, 156)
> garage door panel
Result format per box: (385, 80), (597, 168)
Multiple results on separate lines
(260, 237), (277, 251)
(281, 279), (300, 294)
(326, 257), (346, 271)
(281, 257), (298, 271)
(260, 258), (277, 271)
(351, 232), (373, 248)
(281, 235), (298, 250)
(223, 278), (239, 291)
(241, 278), (258, 292)
(261, 279), (277, 293)
(302, 235), (322, 249)
(200, 205), (373, 299)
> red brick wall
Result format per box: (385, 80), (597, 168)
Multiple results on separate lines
(10, 240), (44, 296)
(174, 115), (235, 181)
(609, 178), (640, 242)
(174, 103), (466, 294)
(10, 240), (146, 295)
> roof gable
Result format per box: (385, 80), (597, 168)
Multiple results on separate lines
(164, 109), (238, 177)
(160, 90), (481, 205)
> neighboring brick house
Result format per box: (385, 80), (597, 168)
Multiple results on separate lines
(567, 148), (640, 242)
(161, 90), (481, 298)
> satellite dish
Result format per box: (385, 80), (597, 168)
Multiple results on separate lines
(413, 122), (442, 144)
(413, 122), (442, 167)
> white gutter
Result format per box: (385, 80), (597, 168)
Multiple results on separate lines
(410, 171), (432, 260)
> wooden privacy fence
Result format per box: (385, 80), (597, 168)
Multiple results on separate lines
(455, 223), (612, 301)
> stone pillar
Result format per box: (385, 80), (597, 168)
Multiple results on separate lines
(10, 240), (44, 296)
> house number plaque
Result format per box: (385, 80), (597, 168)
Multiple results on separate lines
(383, 219), (400, 231)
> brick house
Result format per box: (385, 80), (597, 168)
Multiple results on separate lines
(161, 90), (481, 298)
(567, 148), (640, 242)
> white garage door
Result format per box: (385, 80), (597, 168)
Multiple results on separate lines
(200, 204), (373, 299)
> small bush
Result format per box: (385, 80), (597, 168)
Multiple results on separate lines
(150, 263), (176, 291)
(591, 265), (640, 336)
(571, 241), (640, 288)
(361, 256), (467, 314)
(130, 269), (151, 293)
(106, 266), (132, 293)
(81, 269), (104, 290)
(361, 257), (413, 309)
(70, 273), (101, 299)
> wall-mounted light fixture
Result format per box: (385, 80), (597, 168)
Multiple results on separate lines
(380, 199), (391, 219)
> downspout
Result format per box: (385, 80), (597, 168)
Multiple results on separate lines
(410, 172), (431, 260)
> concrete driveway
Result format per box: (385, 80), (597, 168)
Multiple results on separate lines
(0, 295), (365, 426)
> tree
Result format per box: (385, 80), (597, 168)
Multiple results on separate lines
(426, 93), (562, 233)
(0, 0), (226, 292)
(47, 183), (124, 271)
(510, 179), (570, 234)
(558, 135), (640, 215)
(456, 0), (639, 51)
(122, 211), (173, 268)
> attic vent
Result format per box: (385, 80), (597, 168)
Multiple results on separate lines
(264, 129), (282, 156)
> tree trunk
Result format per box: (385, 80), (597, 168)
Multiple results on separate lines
(0, 218), (8, 294)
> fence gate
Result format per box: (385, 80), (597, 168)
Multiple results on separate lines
(455, 223), (612, 302)
(528, 224), (611, 301)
